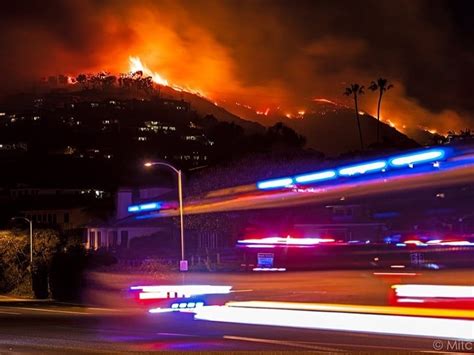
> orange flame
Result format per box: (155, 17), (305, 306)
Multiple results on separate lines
(128, 56), (207, 97)
(67, 76), (76, 85)
(129, 56), (169, 86)
(256, 107), (270, 116)
(313, 98), (337, 105)
(387, 119), (397, 128)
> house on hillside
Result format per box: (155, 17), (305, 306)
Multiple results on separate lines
(84, 187), (176, 252)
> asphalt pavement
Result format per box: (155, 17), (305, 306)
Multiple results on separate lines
(1, 269), (473, 353)
(0, 301), (453, 353)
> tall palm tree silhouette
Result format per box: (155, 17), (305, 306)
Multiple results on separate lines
(369, 78), (393, 144)
(344, 83), (365, 150)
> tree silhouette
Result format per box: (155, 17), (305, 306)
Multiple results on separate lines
(103, 75), (117, 90)
(76, 74), (88, 90)
(142, 76), (153, 93)
(344, 83), (365, 150)
(266, 122), (306, 149)
(369, 78), (393, 143)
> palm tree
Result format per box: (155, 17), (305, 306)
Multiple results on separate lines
(369, 78), (393, 143)
(344, 83), (365, 150)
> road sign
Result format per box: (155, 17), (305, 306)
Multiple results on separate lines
(257, 253), (274, 268)
(180, 260), (189, 271)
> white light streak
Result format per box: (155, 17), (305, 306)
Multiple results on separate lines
(194, 305), (474, 340)
(393, 285), (474, 299)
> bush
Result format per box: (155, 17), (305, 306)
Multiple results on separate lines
(49, 244), (87, 301)
(0, 229), (87, 300)
(0, 231), (30, 294)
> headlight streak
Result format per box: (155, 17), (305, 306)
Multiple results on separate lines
(438, 241), (474, 246)
(392, 285), (474, 299)
(130, 285), (232, 294)
(193, 304), (474, 340)
(396, 298), (426, 303)
(224, 301), (474, 319)
(130, 285), (232, 300)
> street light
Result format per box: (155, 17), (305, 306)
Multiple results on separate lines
(11, 216), (33, 266)
(144, 161), (187, 271)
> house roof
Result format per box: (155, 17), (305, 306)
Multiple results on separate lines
(86, 212), (173, 228)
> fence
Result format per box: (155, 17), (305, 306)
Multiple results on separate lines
(113, 250), (242, 273)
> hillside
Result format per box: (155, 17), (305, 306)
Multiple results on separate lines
(160, 87), (265, 134)
(218, 99), (420, 156)
(2, 82), (426, 157)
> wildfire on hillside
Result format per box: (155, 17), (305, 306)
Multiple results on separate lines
(0, 1), (470, 139)
(128, 56), (206, 97)
(54, 55), (446, 138)
(256, 108), (270, 116)
(313, 98), (338, 105)
(129, 56), (168, 86)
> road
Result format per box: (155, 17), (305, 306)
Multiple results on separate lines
(0, 301), (457, 353)
(1, 269), (472, 353)
(84, 268), (474, 307)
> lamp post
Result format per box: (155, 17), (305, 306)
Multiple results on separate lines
(11, 217), (33, 266)
(144, 161), (187, 271)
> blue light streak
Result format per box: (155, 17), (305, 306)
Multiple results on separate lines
(257, 177), (294, 190)
(338, 161), (387, 176)
(294, 170), (336, 184)
(135, 214), (159, 220)
(128, 201), (162, 213)
(140, 203), (160, 210)
(390, 149), (445, 167)
(255, 147), (451, 190)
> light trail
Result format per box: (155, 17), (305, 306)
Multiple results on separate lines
(393, 285), (474, 299)
(130, 285), (232, 298)
(194, 303), (474, 340)
(259, 147), (448, 188)
(224, 301), (474, 319)
(140, 146), (474, 218)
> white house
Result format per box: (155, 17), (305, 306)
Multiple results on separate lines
(85, 187), (175, 250)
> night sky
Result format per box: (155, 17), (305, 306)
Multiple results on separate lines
(0, 0), (473, 132)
